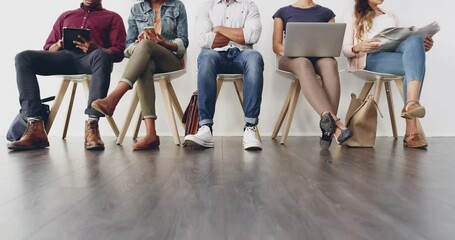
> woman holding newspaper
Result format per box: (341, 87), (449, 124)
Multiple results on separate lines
(343, 0), (435, 148)
(273, 0), (353, 149)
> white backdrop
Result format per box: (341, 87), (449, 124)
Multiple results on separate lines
(0, 0), (453, 138)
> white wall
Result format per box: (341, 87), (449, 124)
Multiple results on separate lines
(0, 0), (453, 137)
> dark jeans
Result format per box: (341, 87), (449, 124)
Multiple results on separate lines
(15, 49), (114, 118)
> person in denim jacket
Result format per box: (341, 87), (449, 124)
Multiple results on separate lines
(92, 0), (188, 150)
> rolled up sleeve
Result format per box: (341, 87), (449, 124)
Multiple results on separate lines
(242, 1), (262, 45)
(196, 2), (216, 49)
(172, 5), (189, 55)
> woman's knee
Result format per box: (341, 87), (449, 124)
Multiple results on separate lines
(403, 35), (424, 50)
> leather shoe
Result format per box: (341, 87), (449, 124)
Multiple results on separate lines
(91, 98), (115, 117)
(8, 119), (49, 150)
(133, 136), (160, 150)
(404, 133), (428, 148)
(334, 128), (353, 145)
(85, 120), (105, 150)
(319, 112), (336, 149)
(401, 100), (425, 119)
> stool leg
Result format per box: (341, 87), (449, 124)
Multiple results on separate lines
(116, 90), (139, 145)
(281, 81), (301, 145)
(272, 81), (295, 139)
(384, 82), (398, 139)
(63, 82), (78, 139)
(133, 112), (142, 140)
(47, 79), (71, 134)
(167, 81), (184, 126)
(373, 78), (384, 103)
(216, 78), (224, 101)
(160, 79), (181, 145)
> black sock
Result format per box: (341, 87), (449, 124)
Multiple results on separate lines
(244, 123), (256, 130)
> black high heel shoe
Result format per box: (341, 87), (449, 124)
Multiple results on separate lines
(334, 127), (353, 145)
(319, 112), (336, 149)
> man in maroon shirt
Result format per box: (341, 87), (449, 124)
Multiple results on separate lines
(8, 0), (126, 151)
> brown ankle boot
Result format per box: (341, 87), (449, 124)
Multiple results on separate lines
(85, 120), (105, 150)
(8, 119), (49, 150)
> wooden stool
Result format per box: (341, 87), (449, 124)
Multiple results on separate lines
(352, 70), (425, 139)
(116, 69), (186, 145)
(46, 74), (119, 139)
(216, 74), (261, 141)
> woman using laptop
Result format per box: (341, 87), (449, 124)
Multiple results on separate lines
(343, 0), (434, 148)
(273, 0), (353, 149)
(92, 0), (188, 150)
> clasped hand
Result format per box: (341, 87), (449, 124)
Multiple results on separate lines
(136, 30), (165, 44)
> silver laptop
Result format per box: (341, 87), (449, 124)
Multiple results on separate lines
(283, 22), (346, 57)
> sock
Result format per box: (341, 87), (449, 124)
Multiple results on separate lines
(27, 116), (41, 122)
(88, 115), (99, 122)
(244, 122), (256, 131)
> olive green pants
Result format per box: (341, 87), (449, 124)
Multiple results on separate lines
(121, 40), (182, 118)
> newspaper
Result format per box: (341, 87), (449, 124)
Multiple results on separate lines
(369, 21), (440, 53)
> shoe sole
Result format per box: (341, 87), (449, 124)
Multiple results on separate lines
(319, 113), (336, 149)
(7, 142), (50, 151)
(91, 102), (112, 117)
(401, 107), (426, 119)
(183, 138), (214, 148)
(243, 143), (263, 151)
(85, 145), (105, 151)
(404, 142), (428, 148)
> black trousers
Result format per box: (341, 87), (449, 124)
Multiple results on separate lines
(14, 49), (114, 118)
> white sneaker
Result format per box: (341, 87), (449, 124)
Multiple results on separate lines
(184, 125), (214, 148)
(243, 126), (262, 150)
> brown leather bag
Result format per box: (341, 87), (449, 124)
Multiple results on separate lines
(182, 91), (199, 136)
(345, 93), (382, 147)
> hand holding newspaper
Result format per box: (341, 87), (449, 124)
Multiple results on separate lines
(368, 21), (440, 53)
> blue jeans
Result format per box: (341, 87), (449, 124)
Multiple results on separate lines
(365, 35), (426, 102)
(197, 48), (264, 126)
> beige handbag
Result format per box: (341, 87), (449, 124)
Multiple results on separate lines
(345, 94), (382, 147)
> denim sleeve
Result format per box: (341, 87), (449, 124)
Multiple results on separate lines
(126, 8), (140, 49)
(196, 1), (216, 49)
(243, 1), (262, 45)
(171, 3), (189, 55)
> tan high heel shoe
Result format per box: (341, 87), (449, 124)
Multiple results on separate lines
(401, 100), (425, 119)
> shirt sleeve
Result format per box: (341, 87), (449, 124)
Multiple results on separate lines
(170, 3), (189, 55)
(125, 7), (139, 49)
(243, 0), (262, 45)
(196, 0), (216, 49)
(326, 8), (336, 22)
(106, 13), (126, 62)
(43, 13), (65, 50)
(272, 7), (283, 20)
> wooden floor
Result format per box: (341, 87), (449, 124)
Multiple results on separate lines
(1, 136), (454, 240)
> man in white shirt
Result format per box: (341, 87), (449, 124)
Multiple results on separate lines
(184, 0), (264, 150)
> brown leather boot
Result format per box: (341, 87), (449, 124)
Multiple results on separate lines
(85, 120), (105, 150)
(8, 119), (49, 150)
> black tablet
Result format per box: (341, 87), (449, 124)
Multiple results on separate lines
(62, 27), (91, 51)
